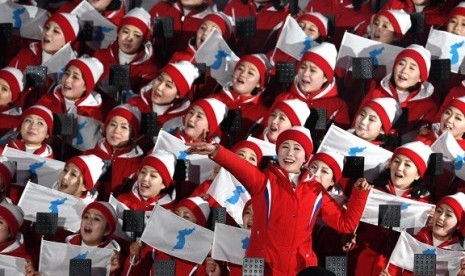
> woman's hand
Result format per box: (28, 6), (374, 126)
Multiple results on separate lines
(379, 268), (391, 276)
(205, 257), (221, 276)
(458, 258), (465, 276)
(129, 241), (143, 264)
(185, 142), (219, 157)
(110, 251), (121, 272)
(353, 178), (372, 191)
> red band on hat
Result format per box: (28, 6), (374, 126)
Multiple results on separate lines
(450, 98), (465, 115)
(119, 17), (150, 41)
(0, 205), (19, 238)
(437, 196), (465, 235)
(377, 10), (402, 40)
(194, 99), (218, 135)
(273, 101), (301, 126)
(22, 106), (53, 135)
(302, 51), (334, 82)
(298, 14), (327, 38)
(276, 129), (313, 162)
(0, 163), (12, 191)
(67, 59), (96, 94)
(83, 202), (116, 236)
(236, 55), (267, 88)
(231, 140), (263, 165)
(141, 155), (173, 188)
(105, 107), (140, 137)
(0, 70), (20, 102)
(163, 64), (189, 98)
(176, 198), (207, 227)
(67, 156), (94, 191)
(449, 6), (465, 20)
(203, 13), (230, 40)
(395, 49), (428, 83)
(311, 152), (342, 183)
(365, 100), (392, 133)
(46, 13), (77, 43)
(393, 147), (427, 177)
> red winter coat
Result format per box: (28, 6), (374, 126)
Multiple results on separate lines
(117, 180), (176, 212)
(8, 42), (42, 71)
(0, 105), (22, 136)
(274, 80), (351, 128)
(211, 145), (369, 275)
(435, 80), (465, 122)
(57, 0), (126, 26)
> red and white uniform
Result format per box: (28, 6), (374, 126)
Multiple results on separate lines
(57, 0), (126, 26)
(0, 105), (22, 137)
(117, 180), (176, 212)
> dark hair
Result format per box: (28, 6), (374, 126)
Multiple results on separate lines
(372, 168), (430, 199)
(389, 75), (422, 92)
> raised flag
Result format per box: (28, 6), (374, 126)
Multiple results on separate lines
(193, 28), (240, 86)
(431, 131), (465, 180)
(70, 1), (117, 49)
(0, 2), (48, 40)
(336, 32), (403, 75)
(273, 15), (319, 62)
(140, 205), (214, 264)
(361, 189), (434, 231)
(208, 168), (251, 226)
(66, 115), (103, 151)
(211, 223), (251, 265)
(426, 28), (465, 73)
(153, 129), (216, 184)
(317, 124), (393, 181)
(0, 254), (27, 276)
(39, 239), (113, 275)
(389, 231), (465, 275)
(2, 146), (65, 188)
(41, 43), (76, 78)
(18, 181), (87, 232)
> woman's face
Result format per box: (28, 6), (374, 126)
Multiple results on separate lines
(105, 115), (132, 149)
(440, 106), (465, 139)
(242, 205), (253, 230)
(393, 57), (421, 92)
(20, 114), (49, 148)
(432, 203), (459, 241)
(87, 0), (113, 12)
(235, 147), (258, 166)
(80, 208), (110, 246)
(137, 165), (165, 200)
(42, 21), (66, 54)
(309, 160), (334, 189)
(370, 15), (396, 44)
(354, 106), (384, 142)
(184, 105), (209, 140)
(447, 15), (465, 36)
(297, 61), (327, 94)
(389, 154), (420, 190)
(118, 25), (144, 55)
(151, 73), (178, 105)
(175, 206), (197, 224)
(265, 108), (292, 143)
(61, 65), (86, 101)
(0, 217), (10, 244)
(58, 163), (86, 198)
(298, 20), (320, 40)
(180, 0), (205, 9)
(196, 20), (221, 48)
(232, 61), (261, 96)
(277, 140), (306, 174)
(0, 78), (13, 107)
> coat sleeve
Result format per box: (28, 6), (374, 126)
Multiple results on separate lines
(211, 145), (267, 195)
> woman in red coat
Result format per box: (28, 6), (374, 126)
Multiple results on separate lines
(186, 126), (372, 275)
(0, 67), (25, 136)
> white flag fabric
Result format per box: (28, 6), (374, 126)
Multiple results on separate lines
(2, 147), (65, 188)
(71, 1), (117, 50)
(0, 254), (27, 276)
(153, 130), (216, 184)
(274, 15), (319, 61)
(108, 195), (153, 241)
(193, 28), (240, 86)
(431, 131), (465, 180)
(140, 205), (214, 264)
(211, 223), (250, 265)
(336, 32), (403, 74)
(426, 28), (465, 74)
(0, 2), (48, 40)
(389, 231), (465, 275)
(67, 115), (103, 151)
(18, 181), (87, 232)
(246, 136), (277, 159)
(41, 43), (76, 76)
(317, 124), (393, 181)
(361, 189), (434, 231)
(39, 239), (113, 276)
(208, 168), (251, 226)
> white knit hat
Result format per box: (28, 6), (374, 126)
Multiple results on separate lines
(0, 156), (16, 191)
(82, 201), (117, 236)
(21, 105), (54, 135)
(301, 42), (337, 82)
(119, 7), (151, 41)
(66, 57), (104, 94)
(66, 154), (105, 191)
(176, 196), (211, 227)
(162, 61), (200, 98)
(236, 54), (272, 88)
(0, 67), (24, 102)
(141, 150), (177, 187)
(0, 202), (24, 238)
(376, 9), (412, 39)
(394, 44), (431, 83)
(297, 12), (328, 38)
(449, 2), (465, 19)
(202, 12), (234, 40)
(449, 96), (465, 115)
(105, 104), (141, 137)
(311, 150), (345, 183)
(393, 141), (432, 177)
(45, 12), (79, 43)
(363, 97), (402, 133)
(437, 192), (465, 235)
(276, 126), (313, 162)
(272, 99), (310, 126)
(192, 98), (228, 135)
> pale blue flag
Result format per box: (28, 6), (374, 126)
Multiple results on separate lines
(426, 28), (465, 73)
(211, 223), (250, 265)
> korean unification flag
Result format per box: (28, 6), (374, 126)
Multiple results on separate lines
(211, 223), (251, 265)
(208, 168), (251, 226)
(426, 28), (465, 74)
(2, 146), (65, 188)
(431, 131), (465, 181)
(361, 189), (434, 231)
(67, 115), (103, 152)
(71, 1), (117, 50)
(246, 136), (277, 159)
(336, 32), (403, 75)
(274, 15), (319, 62)
(0, 254), (27, 276)
(140, 205), (214, 264)
(18, 181), (87, 232)
(41, 43), (76, 77)
(39, 239), (113, 276)
(0, 2), (48, 40)
(193, 28), (240, 86)
(389, 231), (465, 275)
(153, 130), (217, 184)
(108, 195), (153, 241)
(317, 124), (393, 182)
